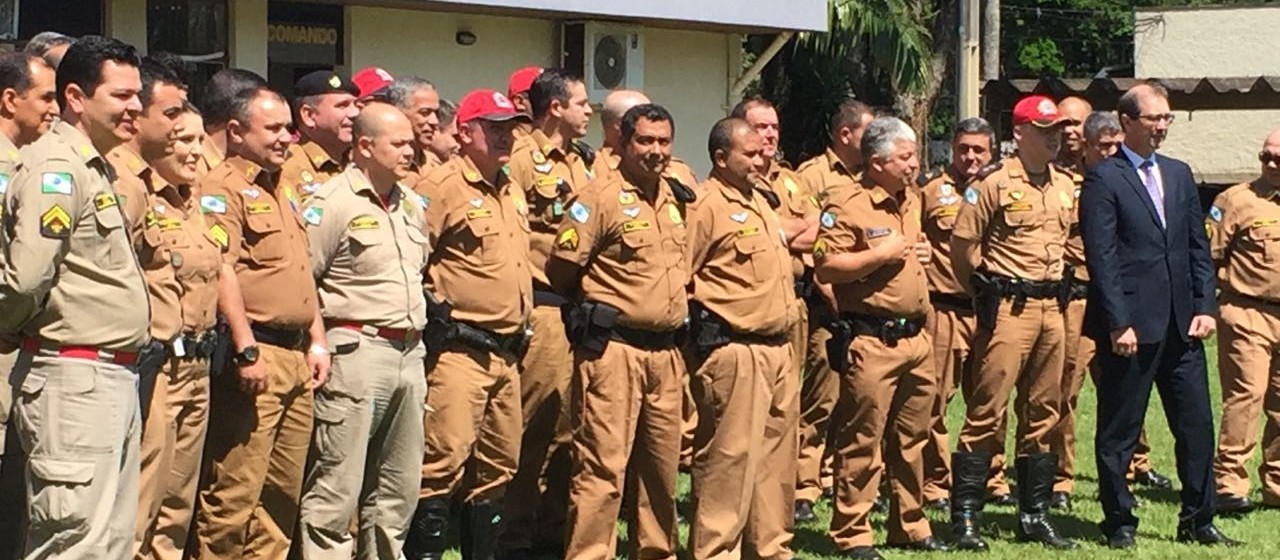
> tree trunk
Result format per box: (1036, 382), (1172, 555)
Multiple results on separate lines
(897, 0), (958, 162)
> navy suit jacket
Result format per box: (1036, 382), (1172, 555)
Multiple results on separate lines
(1079, 151), (1216, 344)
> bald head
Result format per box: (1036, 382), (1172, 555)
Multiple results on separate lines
(602, 90), (650, 148)
(1262, 128), (1280, 188)
(1058, 96), (1092, 160)
(353, 102), (416, 189)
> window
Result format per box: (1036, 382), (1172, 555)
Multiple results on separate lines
(148, 0), (228, 105)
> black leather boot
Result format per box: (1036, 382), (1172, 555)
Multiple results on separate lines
(404, 498), (449, 560)
(1015, 453), (1078, 550)
(461, 498), (504, 560)
(949, 451), (990, 551)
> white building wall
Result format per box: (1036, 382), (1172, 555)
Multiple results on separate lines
(1135, 7), (1280, 78)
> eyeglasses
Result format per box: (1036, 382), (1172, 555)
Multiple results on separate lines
(1260, 152), (1280, 166)
(1137, 113), (1176, 124)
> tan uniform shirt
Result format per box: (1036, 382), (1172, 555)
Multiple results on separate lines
(0, 134), (22, 332)
(282, 140), (347, 202)
(0, 122), (150, 350)
(765, 162), (820, 279)
(1058, 164), (1089, 281)
(200, 155), (317, 329)
(686, 175), (795, 336)
(402, 150), (444, 194)
(920, 169), (968, 296)
(550, 172), (689, 331)
(109, 146), (222, 341)
(1208, 180), (1280, 301)
(420, 156), (531, 334)
(307, 167), (429, 330)
(593, 146), (699, 188)
(816, 182), (928, 319)
(506, 130), (592, 288)
(797, 148), (859, 194)
(951, 157), (1075, 282)
(196, 134), (225, 179)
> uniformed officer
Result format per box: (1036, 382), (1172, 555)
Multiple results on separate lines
(686, 117), (798, 560)
(298, 103), (429, 559)
(0, 51), (58, 471)
(919, 118), (994, 511)
(507, 66), (542, 123)
(1209, 128), (1280, 515)
(352, 65), (395, 101)
(22, 31), (73, 69)
(547, 103), (688, 560)
(0, 36), (150, 559)
(283, 71), (359, 201)
(949, 95), (1078, 550)
(130, 107), (217, 560)
(430, 98), (460, 162)
(102, 57), (214, 560)
(404, 89), (532, 560)
(385, 76), (443, 186)
(192, 85), (331, 560)
(815, 117), (944, 560)
(792, 98), (874, 521)
(196, 68), (267, 178)
(596, 90), (699, 186)
(498, 68), (593, 559)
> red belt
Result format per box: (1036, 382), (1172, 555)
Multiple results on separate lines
(331, 322), (419, 342)
(21, 338), (140, 365)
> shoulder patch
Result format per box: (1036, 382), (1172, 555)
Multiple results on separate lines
(208, 224), (229, 248)
(1209, 205), (1223, 222)
(557, 227), (579, 250)
(820, 211), (837, 229)
(812, 238), (827, 259)
(200, 195), (227, 214)
(40, 205), (72, 238)
(975, 162), (1003, 181)
(41, 172), (73, 194)
(303, 206), (324, 226)
(569, 201), (591, 224)
(93, 193), (118, 211)
(964, 186), (980, 205)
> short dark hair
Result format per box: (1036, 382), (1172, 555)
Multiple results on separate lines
(953, 117), (995, 149)
(202, 68), (267, 127)
(528, 68), (581, 119)
(620, 103), (674, 143)
(829, 99), (873, 134)
(438, 98), (457, 125)
(707, 117), (750, 161)
(229, 86), (285, 126)
(24, 31), (74, 68)
(729, 96), (774, 120)
(0, 52), (44, 96)
(138, 54), (186, 109)
(385, 77), (434, 110)
(1117, 79), (1170, 119)
(55, 35), (141, 109)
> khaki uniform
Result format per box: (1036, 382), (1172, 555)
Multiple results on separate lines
(282, 140), (346, 202)
(952, 158), (1074, 458)
(298, 167), (430, 559)
(0, 134), (23, 472)
(1209, 180), (1280, 504)
(817, 182), (936, 550)
(401, 150), (443, 195)
(417, 156), (531, 503)
(195, 135), (224, 179)
(500, 130), (592, 554)
(919, 169), (987, 502)
(686, 175), (798, 560)
(552, 171), (689, 560)
(108, 145), (222, 560)
(593, 146), (699, 188)
(0, 122), (150, 559)
(794, 149), (858, 502)
(193, 155), (319, 560)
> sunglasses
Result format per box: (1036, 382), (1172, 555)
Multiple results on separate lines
(1261, 152), (1280, 166)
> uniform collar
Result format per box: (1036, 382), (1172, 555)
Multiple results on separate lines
(226, 155), (270, 186)
(345, 166), (404, 205)
(826, 148), (856, 176)
(619, 171), (671, 207)
(1250, 179), (1280, 201)
(600, 146), (620, 171)
(459, 156), (505, 194)
(865, 182), (909, 210)
(202, 134), (225, 168)
(53, 121), (105, 166)
(530, 129), (568, 160)
(108, 143), (150, 179)
(0, 133), (19, 162)
(708, 173), (755, 206)
(298, 139), (346, 170)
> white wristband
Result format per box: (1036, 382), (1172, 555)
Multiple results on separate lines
(308, 344), (330, 356)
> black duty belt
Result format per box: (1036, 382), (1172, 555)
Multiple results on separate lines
(729, 330), (789, 346)
(251, 323), (309, 351)
(929, 292), (973, 311)
(1225, 291), (1280, 309)
(843, 313), (926, 344)
(452, 322), (528, 359)
(1069, 280), (1089, 301)
(533, 289), (568, 308)
(611, 324), (679, 350)
(982, 274), (1063, 300)
(171, 329), (219, 361)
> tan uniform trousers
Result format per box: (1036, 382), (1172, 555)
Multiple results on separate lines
(796, 310), (840, 503)
(1214, 297), (1280, 503)
(1054, 298), (1154, 493)
(136, 357), (211, 560)
(958, 299), (1064, 459)
(829, 330), (935, 549)
(11, 352), (141, 560)
(299, 330), (427, 559)
(420, 341), (521, 502)
(922, 304), (976, 502)
(565, 339), (684, 560)
(689, 340), (797, 560)
(194, 343), (314, 560)
(502, 306), (572, 553)
(956, 355), (1011, 498)
(0, 348), (13, 470)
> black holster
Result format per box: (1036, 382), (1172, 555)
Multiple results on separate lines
(424, 295), (457, 358)
(209, 316), (232, 376)
(824, 318), (855, 374)
(563, 301), (619, 360)
(688, 301), (731, 360)
(1058, 265), (1076, 309)
(971, 272), (1002, 331)
(136, 340), (169, 423)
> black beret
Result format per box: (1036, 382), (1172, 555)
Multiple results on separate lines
(293, 70), (359, 97)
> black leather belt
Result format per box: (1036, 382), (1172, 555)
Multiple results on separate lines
(452, 322), (528, 359)
(533, 289), (568, 308)
(1070, 280), (1090, 301)
(171, 328), (219, 360)
(983, 273), (1063, 300)
(611, 325), (679, 350)
(251, 323), (309, 351)
(1226, 291), (1280, 308)
(843, 313), (926, 344)
(929, 292), (973, 311)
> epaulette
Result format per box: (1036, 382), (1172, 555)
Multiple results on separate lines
(665, 176), (696, 204)
(775, 159), (794, 171)
(571, 140), (596, 168)
(975, 162), (1003, 181)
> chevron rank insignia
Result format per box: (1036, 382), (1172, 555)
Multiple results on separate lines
(40, 205), (72, 238)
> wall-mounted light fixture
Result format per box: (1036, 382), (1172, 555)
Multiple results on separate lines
(456, 30), (477, 46)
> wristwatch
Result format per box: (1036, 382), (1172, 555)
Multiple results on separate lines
(233, 345), (260, 367)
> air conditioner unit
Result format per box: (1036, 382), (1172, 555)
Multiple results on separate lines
(562, 22), (644, 103)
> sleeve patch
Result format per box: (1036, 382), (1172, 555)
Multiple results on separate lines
(964, 186), (980, 205)
(1209, 205), (1223, 222)
(813, 238), (827, 259)
(820, 211), (836, 229)
(41, 172), (73, 194)
(208, 224), (229, 248)
(39, 205), (72, 238)
(557, 227), (580, 250)
(303, 206), (324, 226)
(200, 195), (228, 214)
(569, 201), (591, 224)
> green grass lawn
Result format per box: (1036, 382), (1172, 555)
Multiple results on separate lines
(447, 339), (1280, 558)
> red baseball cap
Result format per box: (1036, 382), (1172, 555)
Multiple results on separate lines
(456, 89), (531, 124)
(507, 66), (543, 99)
(1012, 95), (1066, 127)
(353, 66), (395, 99)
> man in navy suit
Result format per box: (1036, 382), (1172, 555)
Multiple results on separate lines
(1080, 81), (1240, 548)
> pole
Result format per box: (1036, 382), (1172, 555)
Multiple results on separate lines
(958, 0), (981, 119)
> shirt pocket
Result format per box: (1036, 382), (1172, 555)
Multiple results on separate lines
(620, 229), (655, 273)
(734, 233), (773, 283)
(91, 203), (130, 270)
(465, 216), (503, 265)
(244, 212), (287, 263)
(1249, 224), (1280, 263)
(404, 221), (430, 269)
(347, 227), (390, 275)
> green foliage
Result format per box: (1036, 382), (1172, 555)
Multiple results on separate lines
(1016, 36), (1066, 75)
